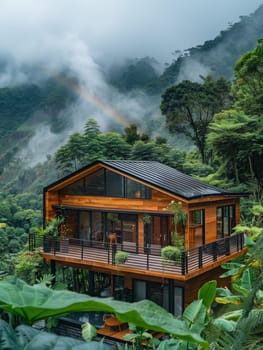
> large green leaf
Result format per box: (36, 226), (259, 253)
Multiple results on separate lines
(220, 262), (244, 278)
(198, 280), (217, 309)
(0, 319), (111, 350)
(183, 300), (207, 335)
(213, 318), (237, 332)
(0, 319), (19, 350)
(240, 267), (256, 291)
(0, 277), (209, 349)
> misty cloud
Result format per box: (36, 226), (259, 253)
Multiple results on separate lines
(1, 0), (262, 165)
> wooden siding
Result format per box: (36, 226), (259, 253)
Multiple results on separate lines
(183, 266), (230, 307)
(57, 189), (177, 212)
(45, 188), (240, 251)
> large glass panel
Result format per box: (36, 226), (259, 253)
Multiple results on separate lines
(106, 170), (124, 197)
(113, 276), (124, 300)
(91, 211), (104, 241)
(79, 211), (91, 240)
(190, 209), (205, 246)
(60, 168), (152, 199)
(59, 178), (84, 195)
(217, 205), (235, 238)
(147, 282), (165, 306)
(126, 178), (152, 199)
(106, 213), (121, 243)
(85, 169), (105, 196)
(122, 214), (137, 243)
(174, 287), (183, 316)
(152, 216), (161, 245)
(133, 280), (146, 301)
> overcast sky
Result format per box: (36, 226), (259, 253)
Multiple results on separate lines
(0, 0), (262, 66)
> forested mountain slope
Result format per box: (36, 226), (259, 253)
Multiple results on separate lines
(145, 4), (263, 93)
(0, 78), (76, 174)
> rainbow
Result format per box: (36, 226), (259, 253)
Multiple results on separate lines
(56, 74), (135, 130)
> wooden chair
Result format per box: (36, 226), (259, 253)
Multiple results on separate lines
(103, 314), (122, 331)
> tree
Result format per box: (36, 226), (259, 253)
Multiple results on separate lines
(233, 38), (263, 116)
(207, 110), (255, 184)
(123, 123), (140, 145)
(160, 76), (231, 163)
(84, 118), (101, 138)
(208, 109), (263, 198)
(99, 132), (131, 159)
(55, 133), (87, 175)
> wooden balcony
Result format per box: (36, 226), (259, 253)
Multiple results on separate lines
(29, 232), (245, 280)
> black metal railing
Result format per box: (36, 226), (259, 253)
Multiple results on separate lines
(29, 232), (245, 276)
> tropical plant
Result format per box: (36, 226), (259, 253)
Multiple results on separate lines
(81, 321), (97, 341)
(211, 231), (263, 349)
(115, 251), (129, 265)
(14, 250), (45, 285)
(0, 319), (111, 350)
(142, 214), (152, 225)
(165, 200), (187, 248)
(123, 323), (159, 350)
(0, 277), (209, 349)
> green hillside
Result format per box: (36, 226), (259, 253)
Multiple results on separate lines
(0, 78), (76, 172)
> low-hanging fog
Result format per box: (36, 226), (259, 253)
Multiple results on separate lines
(0, 0), (262, 165)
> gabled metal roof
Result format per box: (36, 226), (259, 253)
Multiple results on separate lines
(101, 160), (241, 200)
(45, 160), (244, 200)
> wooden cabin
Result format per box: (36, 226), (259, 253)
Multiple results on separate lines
(32, 160), (245, 315)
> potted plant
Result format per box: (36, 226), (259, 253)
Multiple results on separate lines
(34, 216), (66, 253)
(142, 214), (152, 225)
(33, 225), (51, 252)
(161, 245), (182, 264)
(115, 251), (129, 265)
(164, 200), (187, 247)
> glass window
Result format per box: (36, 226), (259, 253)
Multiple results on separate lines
(79, 211), (91, 240)
(190, 209), (205, 246)
(190, 209), (203, 225)
(85, 169), (105, 195)
(217, 205), (235, 238)
(126, 178), (151, 199)
(106, 170), (124, 197)
(133, 280), (183, 316)
(60, 169), (151, 199)
(59, 178), (85, 195)
(121, 214), (137, 243)
(174, 287), (183, 316)
(134, 280), (146, 301)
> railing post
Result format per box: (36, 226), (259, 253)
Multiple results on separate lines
(212, 242), (217, 261)
(107, 242), (110, 264)
(225, 237), (230, 255)
(181, 251), (188, 275)
(146, 244), (150, 270)
(198, 246), (203, 268)
(53, 237), (56, 256)
(81, 240), (84, 259)
(112, 243), (117, 265)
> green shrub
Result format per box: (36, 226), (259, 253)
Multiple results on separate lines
(161, 245), (182, 263)
(115, 251), (129, 265)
